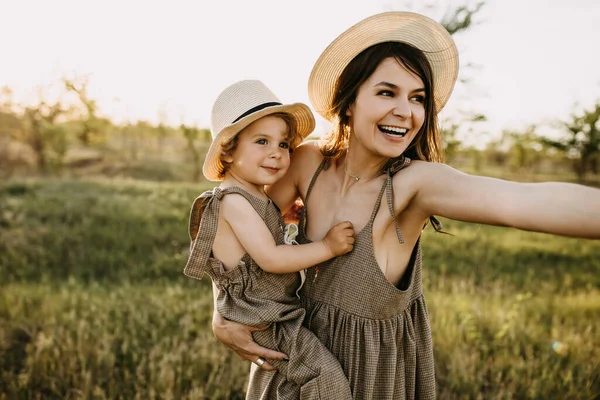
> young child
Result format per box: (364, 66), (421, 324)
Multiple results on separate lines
(183, 80), (354, 399)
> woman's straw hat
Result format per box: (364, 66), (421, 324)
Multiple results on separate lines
(308, 11), (459, 120)
(203, 80), (315, 182)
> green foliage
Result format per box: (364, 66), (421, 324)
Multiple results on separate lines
(0, 179), (209, 284)
(542, 101), (600, 180)
(181, 125), (211, 182)
(1, 179), (599, 399)
(41, 122), (69, 173)
(64, 76), (106, 146)
(439, 1), (485, 35)
(0, 283), (247, 399)
(429, 289), (600, 399)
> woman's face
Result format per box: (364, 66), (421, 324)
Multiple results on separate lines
(346, 57), (426, 158)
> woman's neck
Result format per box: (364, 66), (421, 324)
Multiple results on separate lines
(342, 145), (388, 183)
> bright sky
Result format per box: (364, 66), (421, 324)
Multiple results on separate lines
(2, 0), (599, 144)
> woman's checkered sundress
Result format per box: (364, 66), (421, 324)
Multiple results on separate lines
(297, 157), (437, 400)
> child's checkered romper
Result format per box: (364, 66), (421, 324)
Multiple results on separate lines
(184, 186), (352, 400)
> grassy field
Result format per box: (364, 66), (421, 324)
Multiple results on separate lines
(1, 178), (599, 399)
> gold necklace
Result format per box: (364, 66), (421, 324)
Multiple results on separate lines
(343, 158), (384, 182)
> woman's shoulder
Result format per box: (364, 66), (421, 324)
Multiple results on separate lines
(294, 140), (322, 157)
(398, 159), (454, 175)
(292, 140), (325, 169)
(392, 159), (453, 190)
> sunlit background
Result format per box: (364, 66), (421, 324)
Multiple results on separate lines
(2, 0), (599, 143)
(1, 1), (600, 399)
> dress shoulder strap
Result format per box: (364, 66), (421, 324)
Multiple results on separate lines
(368, 156), (411, 244)
(298, 158), (329, 238)
(380, 156), (447, 239)
(184, 187), (223, 280)
(304, 157), (329, 204)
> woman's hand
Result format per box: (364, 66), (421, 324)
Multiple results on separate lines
(212, 311), (288, 371)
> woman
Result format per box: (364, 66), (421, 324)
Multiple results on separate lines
(211, 11), (600, 399)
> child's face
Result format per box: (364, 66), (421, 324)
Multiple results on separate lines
(225, 115), (292, 188)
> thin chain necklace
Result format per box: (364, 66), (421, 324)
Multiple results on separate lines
(343, 156), (384, 182)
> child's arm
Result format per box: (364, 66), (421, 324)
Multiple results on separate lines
(220, 194), (354, 273)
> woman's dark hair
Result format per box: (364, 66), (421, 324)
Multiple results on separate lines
(320, 42), (444, 164)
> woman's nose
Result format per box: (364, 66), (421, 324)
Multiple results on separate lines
(393, 97), (412, 119)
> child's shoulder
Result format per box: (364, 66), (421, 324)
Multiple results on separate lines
(219, 190), (251, 207)
(217, 186), (265, 215)
(191, 186), (253, 214)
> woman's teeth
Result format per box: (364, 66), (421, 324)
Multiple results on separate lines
(379, 125), (407, 137)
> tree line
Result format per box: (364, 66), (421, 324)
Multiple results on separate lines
(0, 1), (598, 182)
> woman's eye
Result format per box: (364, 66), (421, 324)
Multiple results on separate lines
(411, 95), (425, 103)
(256, 139), (267, 145)
(378, 90), (394, 97)
(279, 142), (290, 149)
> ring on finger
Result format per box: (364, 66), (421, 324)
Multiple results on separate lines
(255, 357), (265, 367)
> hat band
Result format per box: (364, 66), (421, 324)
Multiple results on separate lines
(232, 102), (282, 123)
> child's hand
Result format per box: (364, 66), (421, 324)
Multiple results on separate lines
(322, 221), (355, 256)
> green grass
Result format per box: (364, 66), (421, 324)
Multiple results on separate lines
(0, 178), (203, 284)
(1, 178), (599, 399)
(0, 283), (246, 400)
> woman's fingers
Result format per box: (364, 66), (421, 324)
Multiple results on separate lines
(253, 356), (275, 371)
(231, 339), (286, 371)
(244, 337), (287, 359)
(213, 318), (288, 371)
(247, 325), (288, 360)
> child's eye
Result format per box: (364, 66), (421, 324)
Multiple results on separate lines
(279, 142), (290, 149)
(256, 138), (267, 145)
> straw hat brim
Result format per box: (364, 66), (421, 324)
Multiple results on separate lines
(202, 103), (315, 182)
(308, 11), (459, 120)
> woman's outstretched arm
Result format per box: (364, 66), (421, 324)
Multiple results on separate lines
(413, 162), (600, 239)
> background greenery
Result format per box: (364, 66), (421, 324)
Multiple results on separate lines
(1, 2), (599, 398)
(1, 179), (599, 399)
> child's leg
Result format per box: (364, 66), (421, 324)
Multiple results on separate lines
(252, 319), (353, 399)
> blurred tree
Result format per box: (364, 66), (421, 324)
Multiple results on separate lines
(64, 76), (108, 146)
(441, 113), (486, 166)
(130, 121), (153, 161)
(156, 123), (168, 159)
(0, 87), (23, 178)
(542, 102), (600, 181)
(181, 124), (211, 181)
(504, 125), (544, 173)
(441, 122), (461, 162)
(439, 1), (485, 35)
(22, 102), (66, 172)
(483, 136), (507, 167)
(0, 87), (21, 136)
(156, 108), (169, 159)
